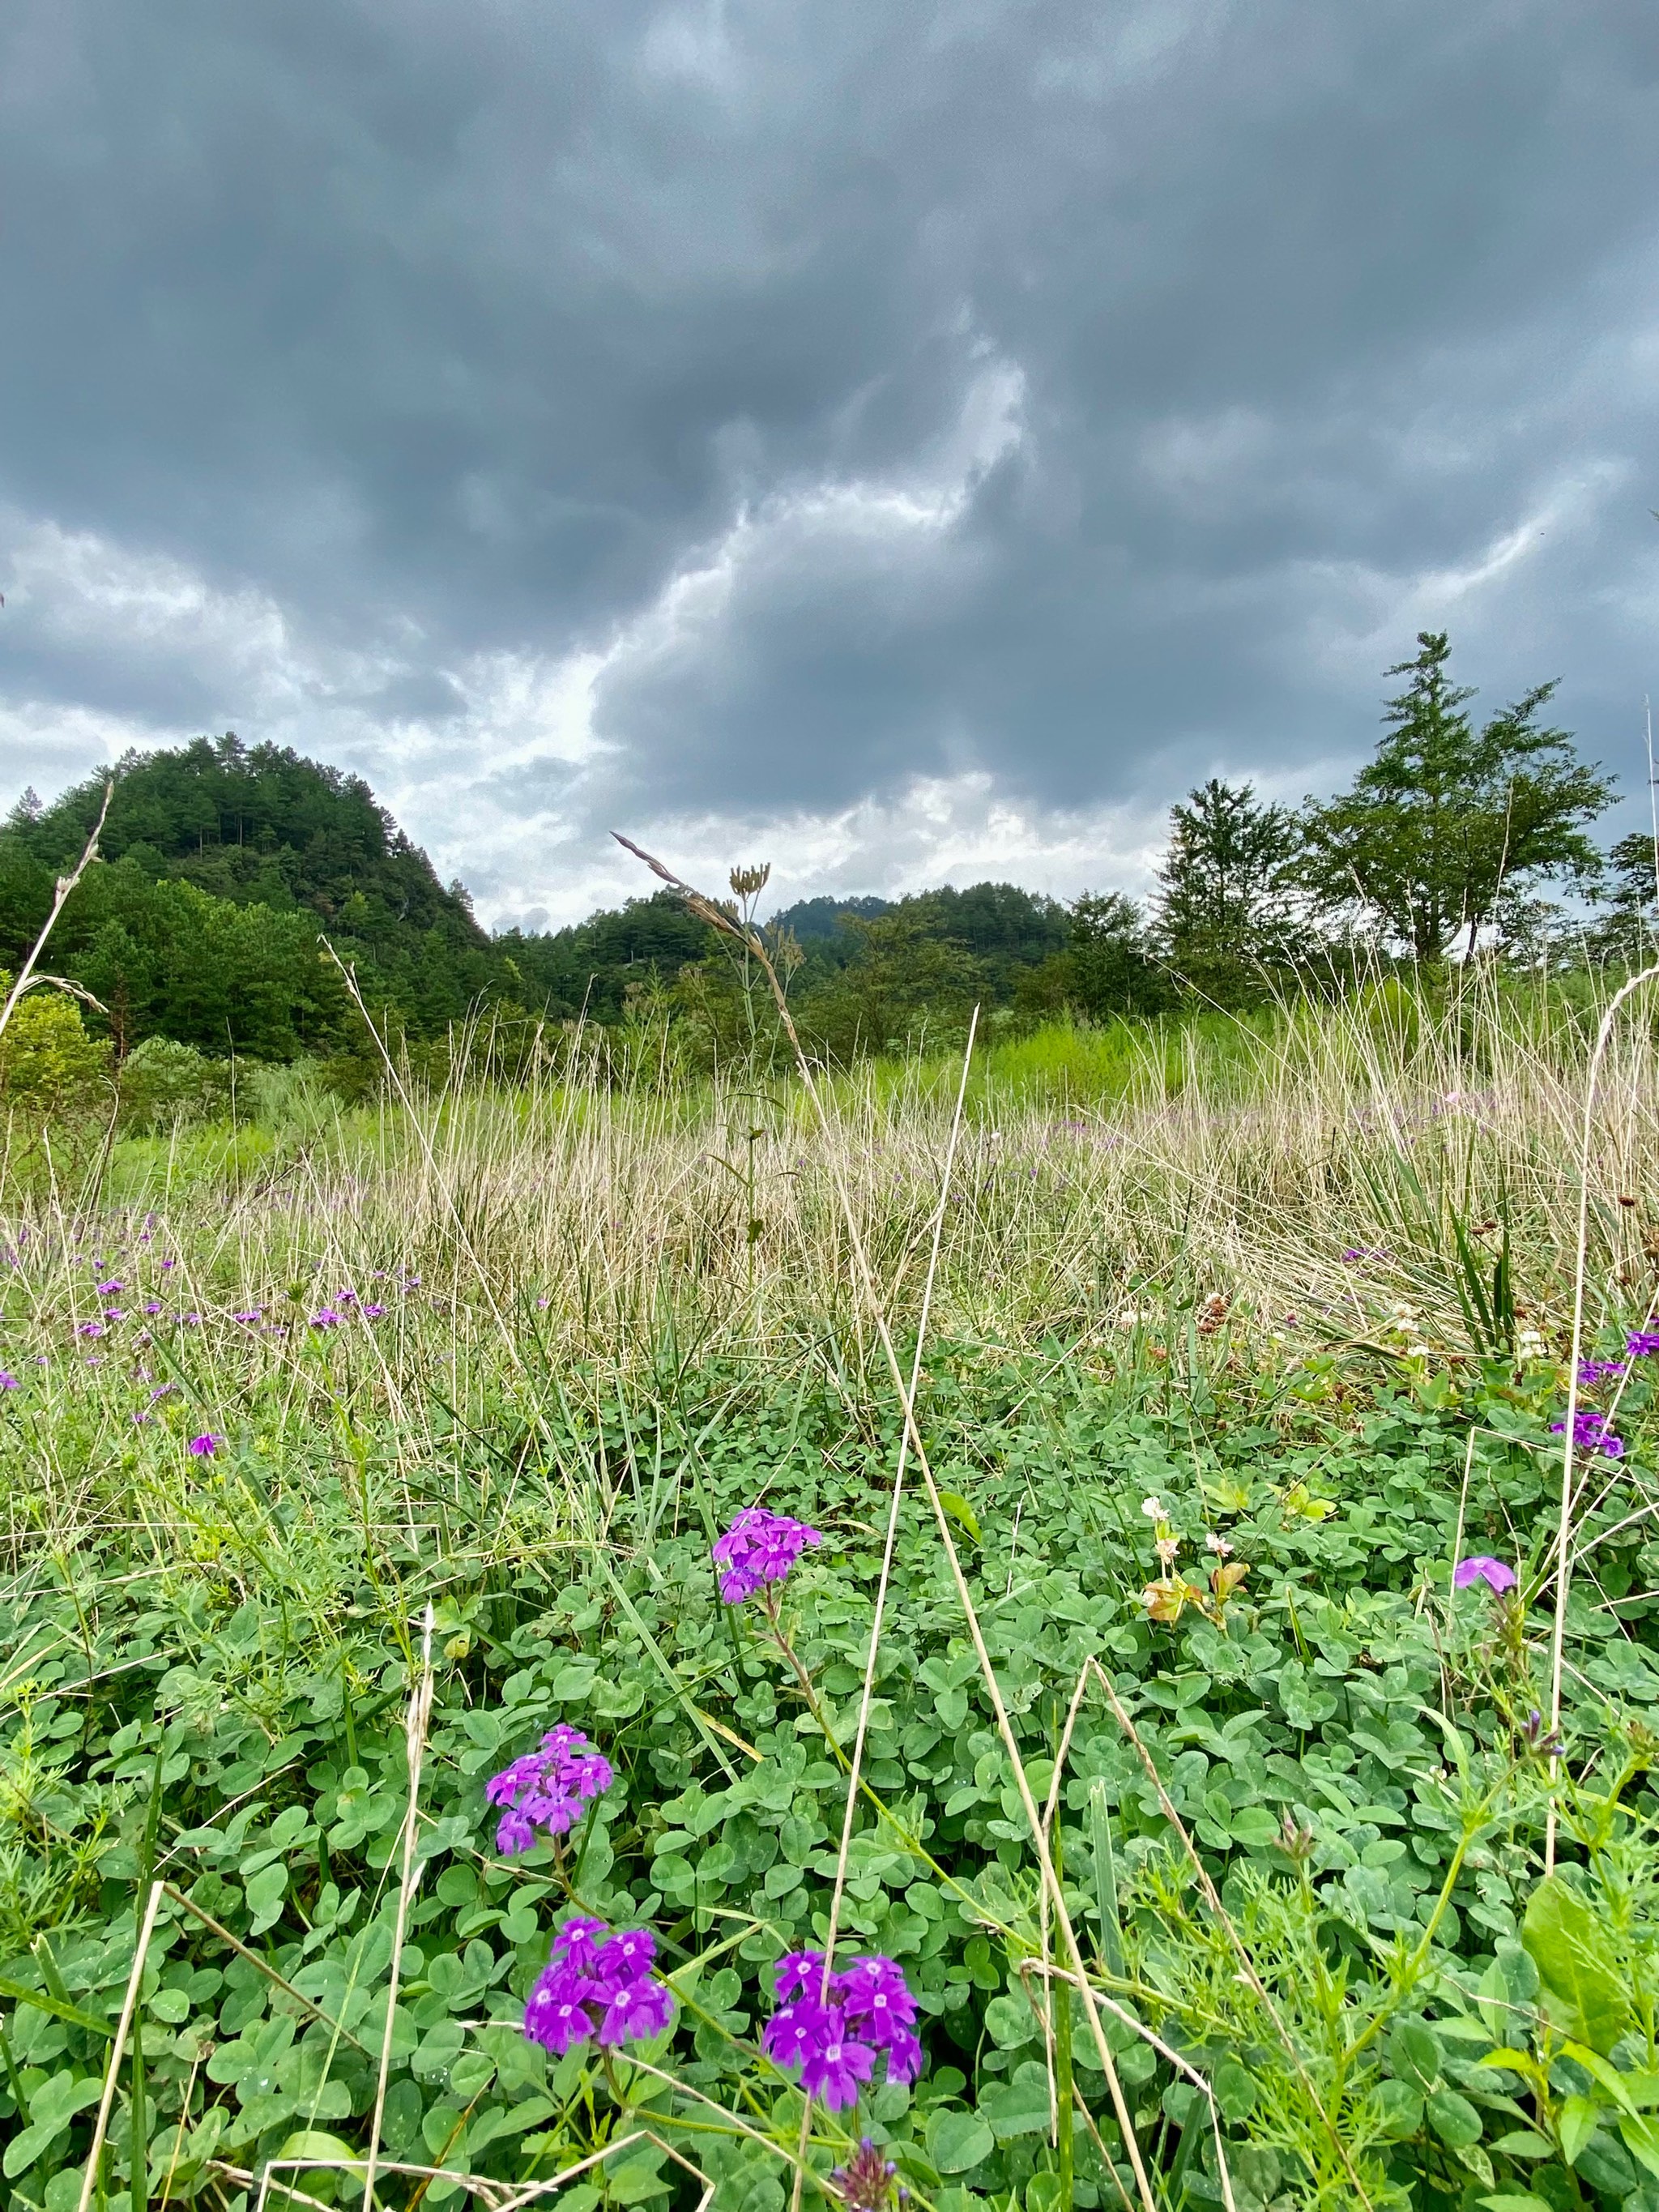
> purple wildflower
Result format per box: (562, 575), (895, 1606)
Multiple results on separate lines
(762, 1952), (920, 2110)
(1551, 1409), (1625, 1458)
(187, 1434), (221, 1457)
(310, 1307), (341, 1329)
(523, 1965), (599, 2055)
(231, 1309), (262, 1325)
(484, 1724), (613, 1852)
(0, 1373), (16, 1390)
(713, 1506), (824, 1605)
(77, 1322), (104, 1339)
(96, 1279), (122, 1296)
(1453, 1555), (1517, 1595)
(143, 1301), (162, 1316)
(1630, 1330), (1659, 1358)
(522, 1915), (675, 2056)
(1579, 1359), (1628, 1386)
(362, 1301), (386, 1319)
(104, 1308), (126, 1322)
(177, 1312), (201, 1327)
(160, 1258), (176, 1270)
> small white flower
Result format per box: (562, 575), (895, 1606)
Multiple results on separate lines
(1155, 1535), (1181, 1565)
(1141, 1496), (1164, 1520)
(1405, 1343), (1432, 1360)
(1205, 1532), (1233, 1557)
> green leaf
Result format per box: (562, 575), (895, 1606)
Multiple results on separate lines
(982, 2066), (1051, 2139)
(1388, 2018), (1441, 2095)
(1487, 2131), (1553, 2159)
(936, 1492), (981, 1545)
(0, 1974), (113, 2038)
(1213, 2057), (1256, 2123)
(1619, 2112), (1659, 2183)
(606, 2151), (671, 2202)
(277, 2132), (365, 2176)
(1557, 2094), (1601, 2166)
(1453, 2142), (1495, 2189)
(1228, 1807), (1282, 1849)
(1478, 2197), (1553, 2212)
(243, 1860), (288, 1935)
(1426, 2087), (1482, 2149)
(1375, 2080), (1422, 2138)
(927, 2109), (995, 2174)
(1522, 1876), (1633, 2055)
(3, 2073), (102, 2177)
(984, 1994), (1038, 2049)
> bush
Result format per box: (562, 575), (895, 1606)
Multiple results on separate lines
(0, 981), (112, 1119)
(114, 1035), (233, 1133)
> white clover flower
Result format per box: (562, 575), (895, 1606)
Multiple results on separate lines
(1155, 1535), (1181, 1565)
(1141, 1495), (1164, 1520)
(1205, 1532), (1233, 1557)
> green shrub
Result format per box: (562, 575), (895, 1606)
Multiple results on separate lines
(115, 1034), (232, 1133)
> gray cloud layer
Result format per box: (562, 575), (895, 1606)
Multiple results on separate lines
(3, 0), (1658, 921)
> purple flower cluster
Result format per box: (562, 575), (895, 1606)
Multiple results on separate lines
(1551, 1409), (1624, 1458)
(1631, 1330), (1659, 1358)
(524, 1915), (675, 2055)
(1579, 1359), (1628, 1386)
(762, 1951), (920, 2110)
(833, 2140), (902, 2212)
(1453, 1554), (1516, 1595)
(713, 1507), (823, 1605)
(485, 1724), (613, 1853)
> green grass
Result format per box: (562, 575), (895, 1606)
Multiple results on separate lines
(5, 976), (1659, 2210)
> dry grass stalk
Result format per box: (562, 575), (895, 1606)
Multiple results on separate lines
(0, 780), (111, 1048)
(1546, 960), (1659, 1871)
(75, 1875), (164, 2212)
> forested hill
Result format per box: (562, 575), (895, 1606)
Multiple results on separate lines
(8, 735), (484, 946)
(0, 737), (497, 1055)
(0, 735), (1081, 1061)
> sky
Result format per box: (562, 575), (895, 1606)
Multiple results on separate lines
(3, 0), (1659, 930)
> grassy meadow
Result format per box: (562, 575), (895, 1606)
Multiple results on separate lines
(6, 981), (1659, 2212)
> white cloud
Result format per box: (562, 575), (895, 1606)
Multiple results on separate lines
(494, 771), (1169, 934)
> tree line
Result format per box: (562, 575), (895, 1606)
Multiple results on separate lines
(2, 632), (1656, 1112)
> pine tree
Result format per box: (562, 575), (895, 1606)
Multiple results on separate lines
(1151, 779), (1300, 1005)
(1298, 634), (1612, 961)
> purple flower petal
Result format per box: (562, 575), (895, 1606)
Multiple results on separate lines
(1452, 1554), (1517, 1595)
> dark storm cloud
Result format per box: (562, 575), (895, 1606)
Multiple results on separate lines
(3, 0), (1659, 903)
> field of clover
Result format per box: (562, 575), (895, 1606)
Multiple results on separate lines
(11, 1228), (1659, 2212)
